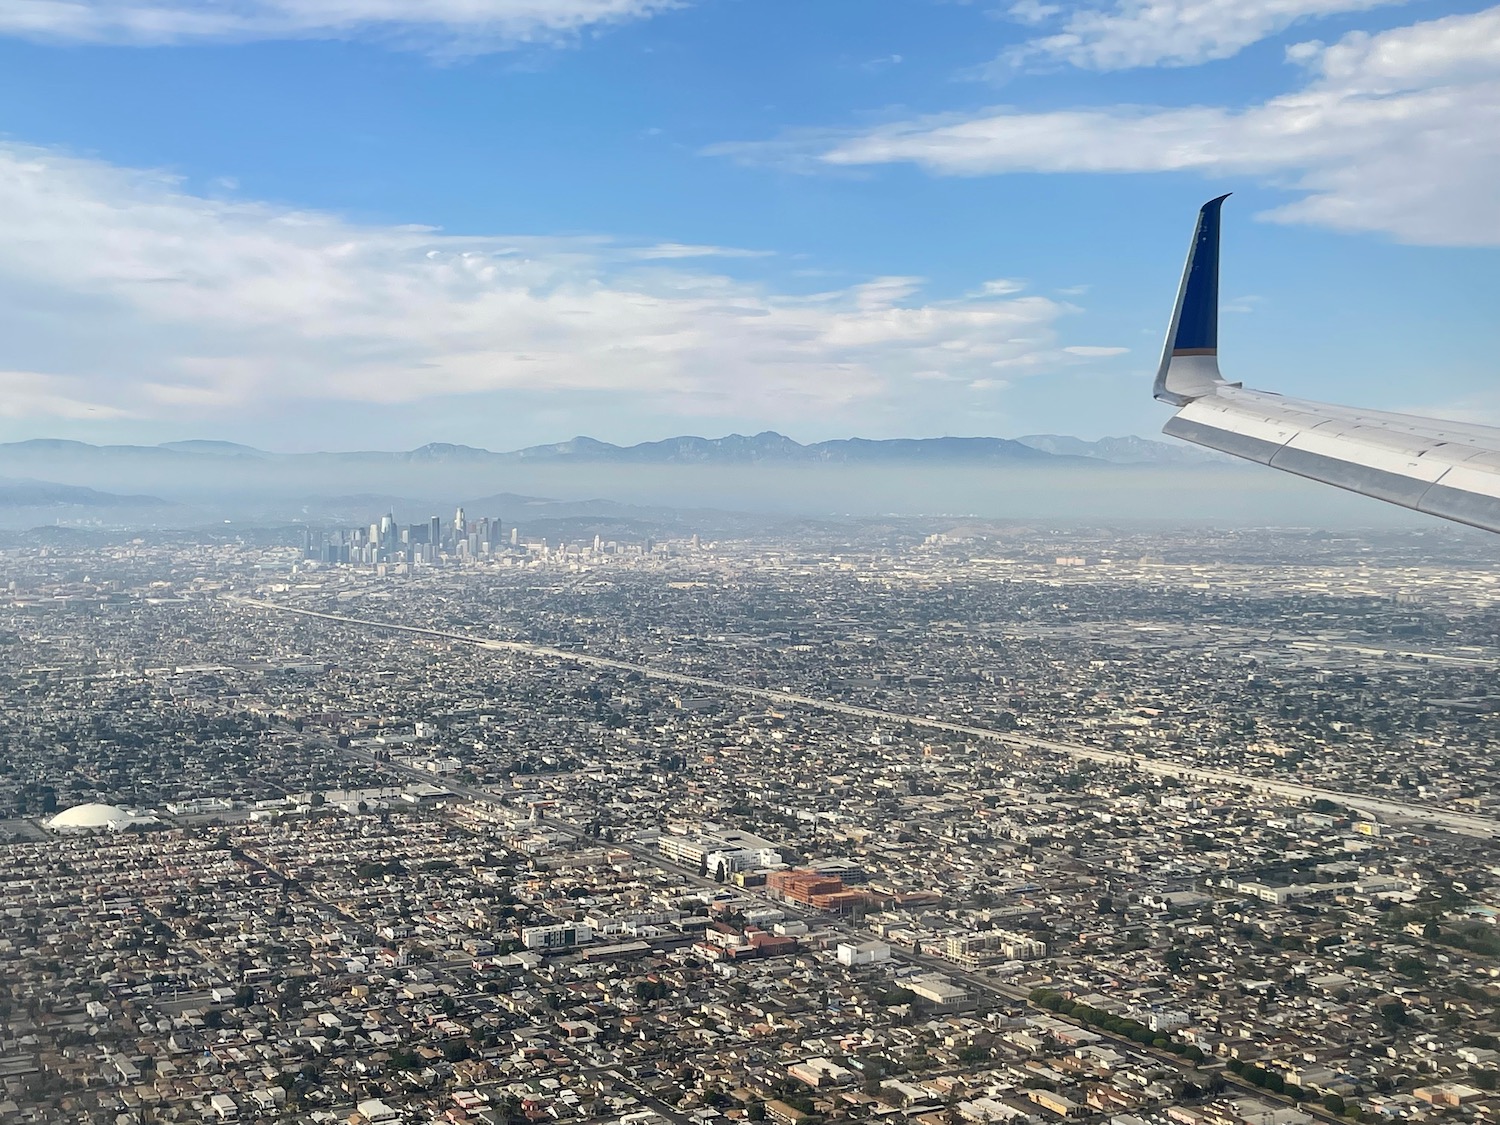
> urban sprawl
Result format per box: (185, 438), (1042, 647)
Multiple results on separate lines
(2, 512), (1500, 1125)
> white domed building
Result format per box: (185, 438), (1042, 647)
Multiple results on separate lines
(46, 802), (140, 833)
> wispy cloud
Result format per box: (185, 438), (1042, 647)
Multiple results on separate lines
(1006, 2), (1062, 28)
(718, 6), (1500, 246)
(997, 0), (1408, 71)
(0, 143), (1116, 425)
(0, 0), (685, 51)
(630, 243), (774, 260)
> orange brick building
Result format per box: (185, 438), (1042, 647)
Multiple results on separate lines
(767, 869), (844, 905)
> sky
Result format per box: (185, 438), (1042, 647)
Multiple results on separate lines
(0, 0), (1496, 452)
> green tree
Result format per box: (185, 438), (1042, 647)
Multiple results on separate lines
(1381, 1001), (1410, 1028)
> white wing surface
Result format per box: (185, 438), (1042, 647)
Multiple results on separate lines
(1155, 196), (1500, 534)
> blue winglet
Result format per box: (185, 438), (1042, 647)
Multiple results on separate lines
(1155, 194), (1231, 405)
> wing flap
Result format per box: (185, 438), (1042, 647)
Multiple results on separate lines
(1162, 412), (1284, 465)
(1278, 428), (1451, 483)
(1419, 484), (1500, 531)
(1269, 444), (1442, 509)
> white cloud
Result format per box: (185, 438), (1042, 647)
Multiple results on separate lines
(631, 243), (774, 260)
(1001, 0), (1406, 71)
(1007, 2), (1062, 28)
(1063, 345), (1129, 357)
(809, 6), (1500, 246)
(0, 0), (682, 50)
(977, 278), (1027, 296)
(0, 142), (1110, 426)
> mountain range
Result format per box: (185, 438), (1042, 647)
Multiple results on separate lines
(0, 431), (1238, 529)
(0, 478), (168, 509)
(0, 431), (1215, 469)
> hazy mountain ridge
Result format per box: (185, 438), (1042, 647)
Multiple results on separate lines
(1016, 434), (1226, 464)
(0, 478), (169, 509)
(0, 431), (1283, 531)
(0, 431), (1198, 468)
(157, 440), (269, 458)
(513, 432), (1082, 464)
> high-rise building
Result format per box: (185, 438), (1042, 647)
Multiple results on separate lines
(429, 515), (441, 550)
(454, 506), (466, 540)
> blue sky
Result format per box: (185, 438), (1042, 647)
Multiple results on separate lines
(0, 0), (1496, 451)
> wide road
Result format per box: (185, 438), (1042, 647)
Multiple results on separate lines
(231, 596), (1500, 838)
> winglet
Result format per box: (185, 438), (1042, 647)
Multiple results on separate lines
(1154, 193), (1231, 405)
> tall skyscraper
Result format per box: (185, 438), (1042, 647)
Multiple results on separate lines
(454, 506), (466, 541)
(429, 515), (441, 550)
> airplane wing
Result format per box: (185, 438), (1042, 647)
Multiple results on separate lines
(1154, 195), (1500, 534)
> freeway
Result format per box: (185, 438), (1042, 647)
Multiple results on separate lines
(231, 596), (1500, 838)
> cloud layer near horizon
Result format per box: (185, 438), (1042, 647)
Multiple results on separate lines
(0, 144), (1108, 427)
(716, 5), (1500, 247)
